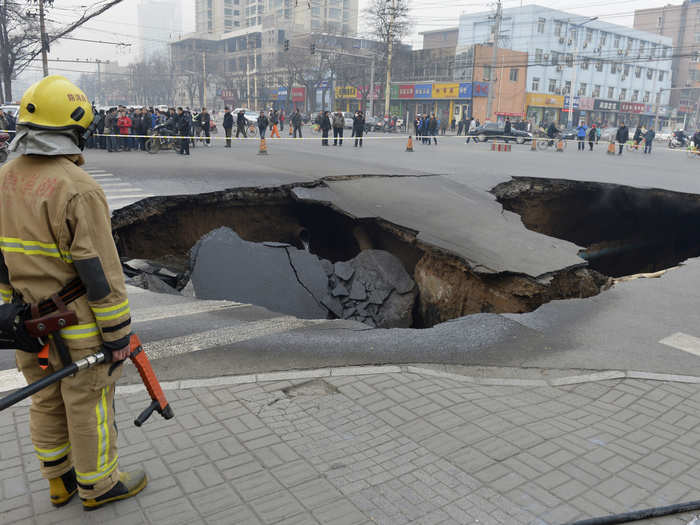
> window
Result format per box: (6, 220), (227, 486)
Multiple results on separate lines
(537, 17), (545, 33)
(600, 31), (608, 46)
(639, 41), (646, 54)
(624, 64), (630, 76)
(532, 77), (540, 91)
(662, 47), (668, 57)
(549, 78), (558, 92)
(509, 68), (518, 81)
(564, 80), (571, 95)
(578, 83), (587, 96)
(656, 92), (661, 104)
(635, 66), (641, 78)
(329, 8), (341, 18)
(593, 84), (601, 97)
(581, 58), (589, 70)
(483, 65), (491, 81)
(595, 60), (603, 72)
(570, 28), (577, 42)
(225, 20), (233, 29)
(551, 52), (559, 65)
(620, 88), (627, 100)
(225, 7), (232, 15)
(614, 35), (621, 48)
(695, 33), (700, 43)
(659, 71), (665, 81)
(555, 21), (563, 36)
(586, 28), (593, 42)
(643, 91), (650, 102)
(647, 68), (654, 80)
(608, 86), (615, 98)
(566, 53), (573, 67)
(632, 89), (639, 101)
(535, 48), (543, 63)
(610, 63), (617, 74)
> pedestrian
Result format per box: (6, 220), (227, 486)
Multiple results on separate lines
(236, 110), (248, 138)
(200, 107), (211, 146)
(588, 124), (596, 151)
(643, 127), (655, 154)
(291, 109), (303, 138)
(258, 110), (269, 139)
(0, 75), (146, 511)
(332, 111), (344, 146)
(117, 110), (131, 151)
(353, 110), (365, 147)
(465, 117), (477, 143)
(633, 126), (643, 150)
(270, 110), (280, 138)
(576, 121), (587, 151)
(616, 123), (629, 155)
(279, 110), (285, 132)
(176, 107), (190, 155)
(320, 111), (331, 146)
(450, 117), (456, 133)
(457, 114), (467, 136)
(596, 123), (601, 143)
(223, 107), (233, 147)
(440, 117), (448, 136)
(105, 109), (117, 152)
(428, 113), (438, 145)
(504, 117), (512, 141)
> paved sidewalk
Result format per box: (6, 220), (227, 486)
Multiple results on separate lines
(3, 369), (700, 524)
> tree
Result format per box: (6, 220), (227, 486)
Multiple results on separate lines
(0, 0), (123, 102)
(363, 0), (410, 116)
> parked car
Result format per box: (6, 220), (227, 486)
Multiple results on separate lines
(467, 122), (532, 144)
(342, 112), (354, 129)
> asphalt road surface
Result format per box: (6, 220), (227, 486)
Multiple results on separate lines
(1, 136), (699, 383)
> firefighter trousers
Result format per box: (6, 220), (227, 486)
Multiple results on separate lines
(16, 341), (122, 499)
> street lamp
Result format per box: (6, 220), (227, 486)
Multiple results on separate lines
(567, 16), (598, 128)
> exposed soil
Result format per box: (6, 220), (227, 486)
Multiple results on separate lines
(112, 179), (611, 328)
(492, 177), (700, 278)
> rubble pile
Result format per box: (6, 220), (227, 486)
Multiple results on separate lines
(122, 259), (182, 295)
(185, 227), (416, 328)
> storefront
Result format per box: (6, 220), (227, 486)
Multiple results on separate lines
(562, 96), (595, 126)
(389, 81), (478, 124)
(525, 93), (564, 128)
(591, 99), (620, 127)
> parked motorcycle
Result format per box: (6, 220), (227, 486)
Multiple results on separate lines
(0, 133), (9, 163)
(668, 131), (688, 149)
(145, 124), (178, 154)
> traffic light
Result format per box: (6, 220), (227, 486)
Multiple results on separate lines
(310, 43), (316, 55)
(284, 40), (289, 51)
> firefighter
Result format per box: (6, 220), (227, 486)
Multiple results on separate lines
(0, 76), (147, 510)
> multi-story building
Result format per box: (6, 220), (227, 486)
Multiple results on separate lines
(138, 0), (183, 60)
(634, 2), (700, 126)
(458, 5), (673, 128)
(175, 1), (359, 110)
(420, 28), (459, 50)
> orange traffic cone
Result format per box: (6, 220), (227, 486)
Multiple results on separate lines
(258, 138), (268, 155)
(556, 139), (565, 152)
(607, 141), (616, 155)
(406, 136), (414, 152)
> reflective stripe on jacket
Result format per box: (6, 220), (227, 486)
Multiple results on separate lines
(0, 154), (131, 350)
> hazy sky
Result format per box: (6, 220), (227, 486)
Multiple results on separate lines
(14, 0), (672, 91)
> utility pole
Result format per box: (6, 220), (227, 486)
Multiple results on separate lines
(369, 55), (375, 118)
(383, 0), (397, 119)
(485, 0), (501, 121)
(38, 0), (49, 76)
(202, 51), (207, 107)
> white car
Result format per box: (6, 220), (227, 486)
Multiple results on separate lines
(233, 108), (258, 124)
(342, 112), (354, 129)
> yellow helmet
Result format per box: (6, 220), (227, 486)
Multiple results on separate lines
(17, 75), (94, 131)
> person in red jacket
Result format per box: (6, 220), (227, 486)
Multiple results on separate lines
(116, 110), (132, 152)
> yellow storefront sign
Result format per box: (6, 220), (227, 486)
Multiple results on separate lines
(526, 93), (564, 108)
(335, 86), (357, 99)
(432, 83), (460, 99)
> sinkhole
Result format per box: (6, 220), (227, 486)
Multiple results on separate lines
(492, 177), (700, 279)
(114, 180), (662, 328)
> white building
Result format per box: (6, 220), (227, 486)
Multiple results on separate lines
(457, 5), (673, 127)
(138, 0), (184, 60)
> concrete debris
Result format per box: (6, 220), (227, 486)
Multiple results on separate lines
(189, 227), (329, 319)
(124, 259), (157, 274)
(123, 258), (183, 293)
(127, 273), (181, 295)
(187, 228), (416, 328)
(334, 261), (355, 281)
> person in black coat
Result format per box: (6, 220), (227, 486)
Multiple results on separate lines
(428, 114), (438, 145)
(200, 107), (211, 146)
(616, 123), (629, 155)
(504, 117), (512, 138)
(320, 111), (331, 146)
(353, 111), (365, 147)
(588, 125), (596, 151)
(223, 107), (233, 147)
(236, 110), (248, 138)
(258, 111), (269, 139)
(176, 107), (190, 155)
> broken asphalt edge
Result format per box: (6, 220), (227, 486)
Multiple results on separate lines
(3, 364), (700, 403)
(110, 174), (587, 279)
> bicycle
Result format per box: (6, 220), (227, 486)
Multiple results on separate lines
(536, 134), (567, 151)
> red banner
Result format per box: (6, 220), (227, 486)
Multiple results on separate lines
(398, 84), (415, 99)
(291, 87), (306, 102)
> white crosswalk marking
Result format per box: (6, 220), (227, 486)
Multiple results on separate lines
(84, 168), (153, 209)
(659, 332), (700, 357)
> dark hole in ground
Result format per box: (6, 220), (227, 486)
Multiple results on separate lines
(112, 183), (610, 328)
(492, 177), (700, 278)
